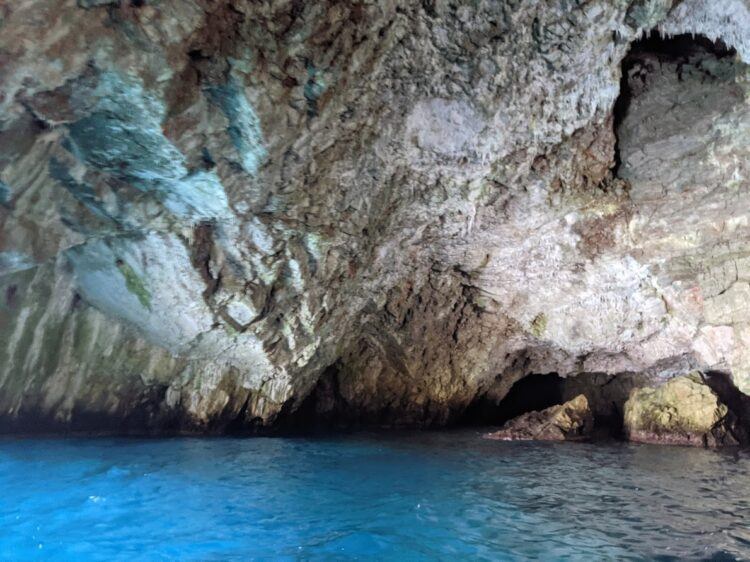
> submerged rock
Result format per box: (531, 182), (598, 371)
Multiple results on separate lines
(486, 395), (593, 442)
(623, 374), (740, 447)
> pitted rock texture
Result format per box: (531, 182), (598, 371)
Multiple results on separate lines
(0, 0), (749, 433)
(623, 373), (740, 447)
(485, 394), (593, 442)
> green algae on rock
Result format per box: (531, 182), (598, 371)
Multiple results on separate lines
(116, 259), (152, 311)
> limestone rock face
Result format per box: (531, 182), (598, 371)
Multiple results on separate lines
(486, 395), (593, 442)
(623, 374), (739, 447)
(0, 1), (749, 432)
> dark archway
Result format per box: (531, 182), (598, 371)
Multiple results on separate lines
(460, 373), (565, 427)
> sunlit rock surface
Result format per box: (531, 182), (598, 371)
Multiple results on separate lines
(0, 0), (749, 433)
(623, 373), (740, 447)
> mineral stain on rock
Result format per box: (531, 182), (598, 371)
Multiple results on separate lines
(0, 1), (749, 442)
(115, 258), (151, 311)
(205, 79), (267, 176)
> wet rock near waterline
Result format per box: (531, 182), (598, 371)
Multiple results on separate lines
(560, 371), (655, 436)
(623, 374), (742, 448)
(485, 395), (594, 442)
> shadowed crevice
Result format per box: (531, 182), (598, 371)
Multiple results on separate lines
(612, 31), (737, 175)
(703, 371), (750, 445)
(460, 373), (565, 427)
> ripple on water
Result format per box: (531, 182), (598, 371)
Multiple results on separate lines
(0, 431), (748, 560)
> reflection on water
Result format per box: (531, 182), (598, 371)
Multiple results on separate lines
(1, 431), (748, 560)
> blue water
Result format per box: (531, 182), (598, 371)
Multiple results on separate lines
(1, 430), (749, 560)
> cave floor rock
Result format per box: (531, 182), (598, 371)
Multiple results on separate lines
(485, 394), (594, 442)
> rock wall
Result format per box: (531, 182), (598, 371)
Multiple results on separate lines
(0, 0), (749, 433)
(623, 373), (742, 447)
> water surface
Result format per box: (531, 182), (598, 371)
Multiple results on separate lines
(1, 430), (748, 560)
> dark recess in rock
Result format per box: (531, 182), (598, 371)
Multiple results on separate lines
(0, 384), (178, 437)
(460, 374), (565, 427)
(612, 31), (737, 175)
(273, 363), (349, 433)
(703, 371), (750, 445)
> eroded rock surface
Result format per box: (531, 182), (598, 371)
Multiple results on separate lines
(623, 373), (740, 447)
(0, 1), (749, 433)
(486, 394), (593, 442)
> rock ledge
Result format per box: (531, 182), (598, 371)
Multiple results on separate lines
(486, 394), (593, 442)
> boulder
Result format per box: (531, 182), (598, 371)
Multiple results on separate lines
(486, 394), (593, 442)
(623, 374), (739, 447)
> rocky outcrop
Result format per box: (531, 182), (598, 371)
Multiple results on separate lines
(623, 374), (740, 447)
(486, 395), (593, 442)
(0, 1), (749, 433)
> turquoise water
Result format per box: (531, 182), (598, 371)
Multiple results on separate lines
(1, 430), (749, 560)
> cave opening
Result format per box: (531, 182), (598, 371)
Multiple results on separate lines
(262, 31), (745, 438)
(459, 373), (566, 427)
(275, 367), (632, 437)
(272, 363), (353, 434)
(279, 367), (571, 433)
(460, 371), (650, 439)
